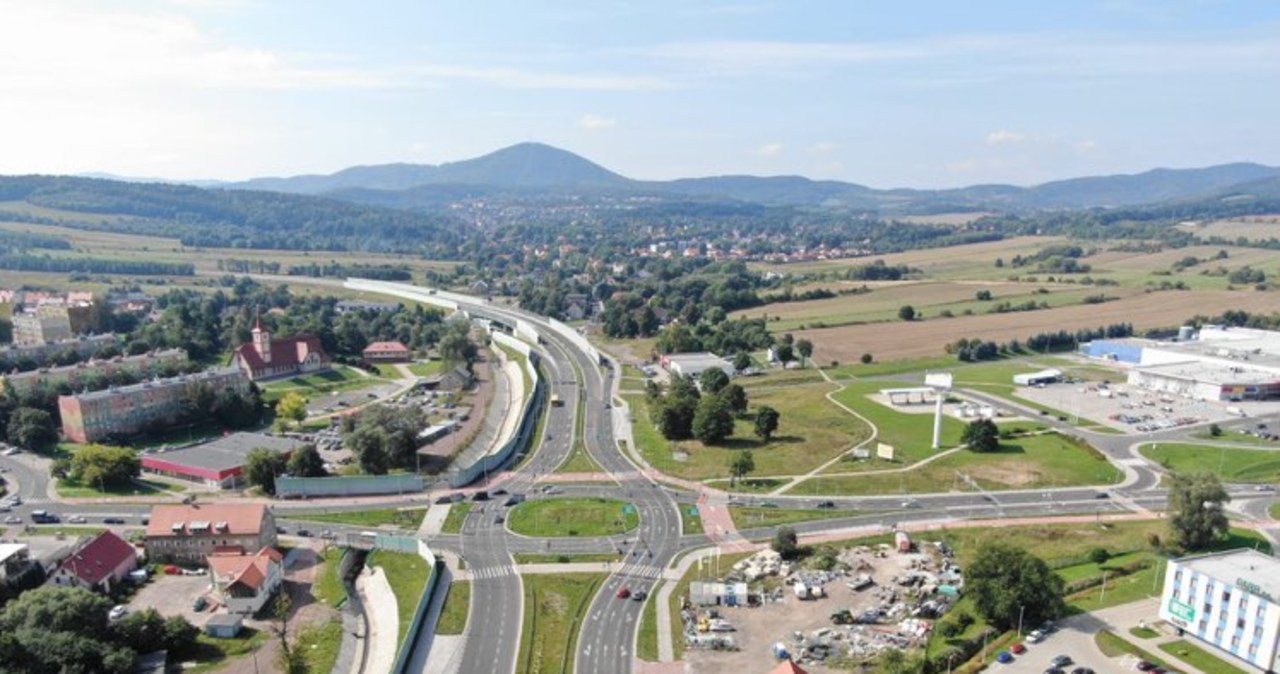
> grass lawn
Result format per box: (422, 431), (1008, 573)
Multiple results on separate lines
(1067, 555), (1165, 613)
(1140, 443), (1280, 483)
(441, 503), (471, 534)
(807, 432), (1121, 495)
(55, 476), (185, 498)
(729, 506), (859, 529)
(1272, 502), (1280, 520)
(1130, 626), (1160, 639)
(407, 360), (446, 377)
(626, 381), (871, 481)
(516, 573), (605, 674)
(825, 379), (966, 468)
(507, 497), (639, 537)
(1191, 429), (1279, 446)
(512, 552), (621, 564)
(825, 355), (961, 380)
(297, 507), (429, 530)
(1159, 639), (1250, 674)
(186, 627), (270, 673)
(556, 443), (601, 473)
(259, 365), (387, 401)
(1095, 630), (1175, 668)
(680, 505), (704, 535)
(312, 547), (347, 607)
(297, 617), (343, 674)
(369, 550), (433, 648)
(436, 581), (470, 635)
(637, 581), (662, 661)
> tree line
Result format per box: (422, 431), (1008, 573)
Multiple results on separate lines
(0, 254), (193, 276)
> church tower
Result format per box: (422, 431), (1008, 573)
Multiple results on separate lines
(252, 313), (272, 364)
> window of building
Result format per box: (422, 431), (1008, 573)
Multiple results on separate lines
(1223, 590), (1232, 603)
(1237, 618), (1246, 629)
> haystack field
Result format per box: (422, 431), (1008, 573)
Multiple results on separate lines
(798, 289), (1280, 362)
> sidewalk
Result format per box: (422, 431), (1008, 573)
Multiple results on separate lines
(420, 504), (450, 536)
(355, 566), (399, 674)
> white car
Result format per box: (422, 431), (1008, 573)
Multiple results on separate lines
(1, 448), (20, 456)
(1025, 629), (1045, 643)
(108, 605), (129, 621)
(67, 515), (88, 524)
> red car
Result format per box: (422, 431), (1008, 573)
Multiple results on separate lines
(1010, 643), (1026, 655)
(616, 587), (631, 599)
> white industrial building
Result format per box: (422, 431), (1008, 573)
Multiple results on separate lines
(1080, 326), (1280, 401)
(660, 352), (735, 379)
(1159, 549), (1280, 672)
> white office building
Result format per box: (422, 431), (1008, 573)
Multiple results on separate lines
(1159, 549), (1280, 672)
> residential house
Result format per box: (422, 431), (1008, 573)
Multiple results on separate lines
(208, 547), (284, 615)
(230, 317), (330, 381)
(362, 340), (411, 363)
(144, 503), (277, 564)
(50, 531), (139, 593)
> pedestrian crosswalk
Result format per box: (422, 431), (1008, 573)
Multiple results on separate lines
(616, 563), (662, 580)
(471, 565), (515, 580)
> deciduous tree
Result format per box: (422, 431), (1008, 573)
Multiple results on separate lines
(967, 542), (1064, 630)
(1169, 472), (1230, 551)
(754, 406), (780, 441)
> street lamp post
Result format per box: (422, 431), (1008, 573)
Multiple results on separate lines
(1018, 604), (1026, 637)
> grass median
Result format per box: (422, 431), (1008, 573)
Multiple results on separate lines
(296, 507), (429, 530)
(1140, 443), (1280, 483)
(516, 573), (605, 674)
(507, 497), (638, 537)
(441, 503), (471, 534)
(729, 506), (860, 529)
(436, 581), (471, 635)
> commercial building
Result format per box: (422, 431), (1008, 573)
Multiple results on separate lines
(0, 349), (188, 397)
(141, 433), (307, 489)
(57, 367), (250, 443)
(1159, 549), (1280, 672)
(660, 352), (735, 380)
(208, 547), (283, 615)
(1012, 368), (1063, 386)
(49, 531), (139, 593)
(0, 334), (118, 370)
(231, 317), (330, 381)
(362, 340), (411, 363)
(144, 503), (277, 564)
(1081, 326), (1280, 401)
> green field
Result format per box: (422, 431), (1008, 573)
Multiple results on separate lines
(626, 380), (871, 482)
(369, 550), (433, 648)
(825, 379), (966, 467)
(1159, 639), (1250, 674)
(260, 364), (390, 401)
(313, 547), (348, 607)
(506, 497), (639, 537)
(55, 476), (185, 498)
(296, 507), (428, 530)
(441, 503), (471, 534)
(805, 432), (1122, 495)
(436, 581), (471, 635)
(297, 617), (343, 674)
(407, 360), (446, 377)
(1140, 443), (1280, 483)
(516, 573), (605, 674)
(637, 581), (662, 661)
(729, 506), (859, 529)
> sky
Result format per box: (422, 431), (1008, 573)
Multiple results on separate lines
(2, 0), (1278, 188)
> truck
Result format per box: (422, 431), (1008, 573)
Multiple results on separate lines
(550, 394), (563, 407)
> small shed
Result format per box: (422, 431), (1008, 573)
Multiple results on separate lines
(204, 614), (244, 639)
(895, 530), (911, 553)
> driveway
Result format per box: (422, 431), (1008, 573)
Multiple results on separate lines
(129, 573), (216, 627)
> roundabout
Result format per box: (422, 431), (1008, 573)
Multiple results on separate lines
(506, 496), (639, 537)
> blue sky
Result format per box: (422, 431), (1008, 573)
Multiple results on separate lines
(2, 0), (1277, 187)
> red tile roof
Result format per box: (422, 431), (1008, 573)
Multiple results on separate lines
(60, 531), (137, 586)
(209, 547), (280, 592)
(363, 341), (409, 353)
(146, 503), (269, 538)
(767, 661), (809, 674)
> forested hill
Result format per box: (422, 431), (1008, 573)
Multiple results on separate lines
(0, 175), (467, 255)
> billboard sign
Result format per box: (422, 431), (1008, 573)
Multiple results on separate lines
(1166, 598), (1196, 622)
(876, 443), (895, 460)
(925, 373), (953, 389)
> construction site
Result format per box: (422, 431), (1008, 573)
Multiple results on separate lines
(683, 533), (965, 673)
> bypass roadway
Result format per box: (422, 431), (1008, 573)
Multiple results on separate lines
(4, 276), (1278, 674)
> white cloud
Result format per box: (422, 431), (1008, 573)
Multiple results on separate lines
(1074, 139), (1099, 152)
(579, 114), (618, 131)
(756, 142), (785, 158)
(985, 130), (1027, 145)
(809, 142), (838, 154)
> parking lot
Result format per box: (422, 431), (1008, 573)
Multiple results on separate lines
(129, 573), (218, 627)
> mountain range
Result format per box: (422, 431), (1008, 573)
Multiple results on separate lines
(217, 142), (1280, 214)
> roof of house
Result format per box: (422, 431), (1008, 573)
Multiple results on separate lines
(209, 547), (280, 592)
(233, 320), (328, 372)
(60, 531), (137, 586)
(140, 432), (306, 481)
(205, 614), (243, 628)
(0, 543), (28, 565)
(146, 503), (269, 538)
(363, 341), (409, 353)
(767, 661), (809, 674)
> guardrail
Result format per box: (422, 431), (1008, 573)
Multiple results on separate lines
(390, 539), (444, 674)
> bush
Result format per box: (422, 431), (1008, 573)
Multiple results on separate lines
(1088, 547), (1111, 564)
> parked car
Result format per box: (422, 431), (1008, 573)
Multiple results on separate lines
(1010, 643), (1027, 655)
(1050, 655), (1072, 668)
(1026, 629), (1045, 643)
(996, 651), (1013, 664)
(192, 596), (208, 612)
(108, 605), (129, 621)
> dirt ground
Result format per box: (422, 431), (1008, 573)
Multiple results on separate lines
(686, 547), (934, 674)
(798, 290), (1280, 363)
